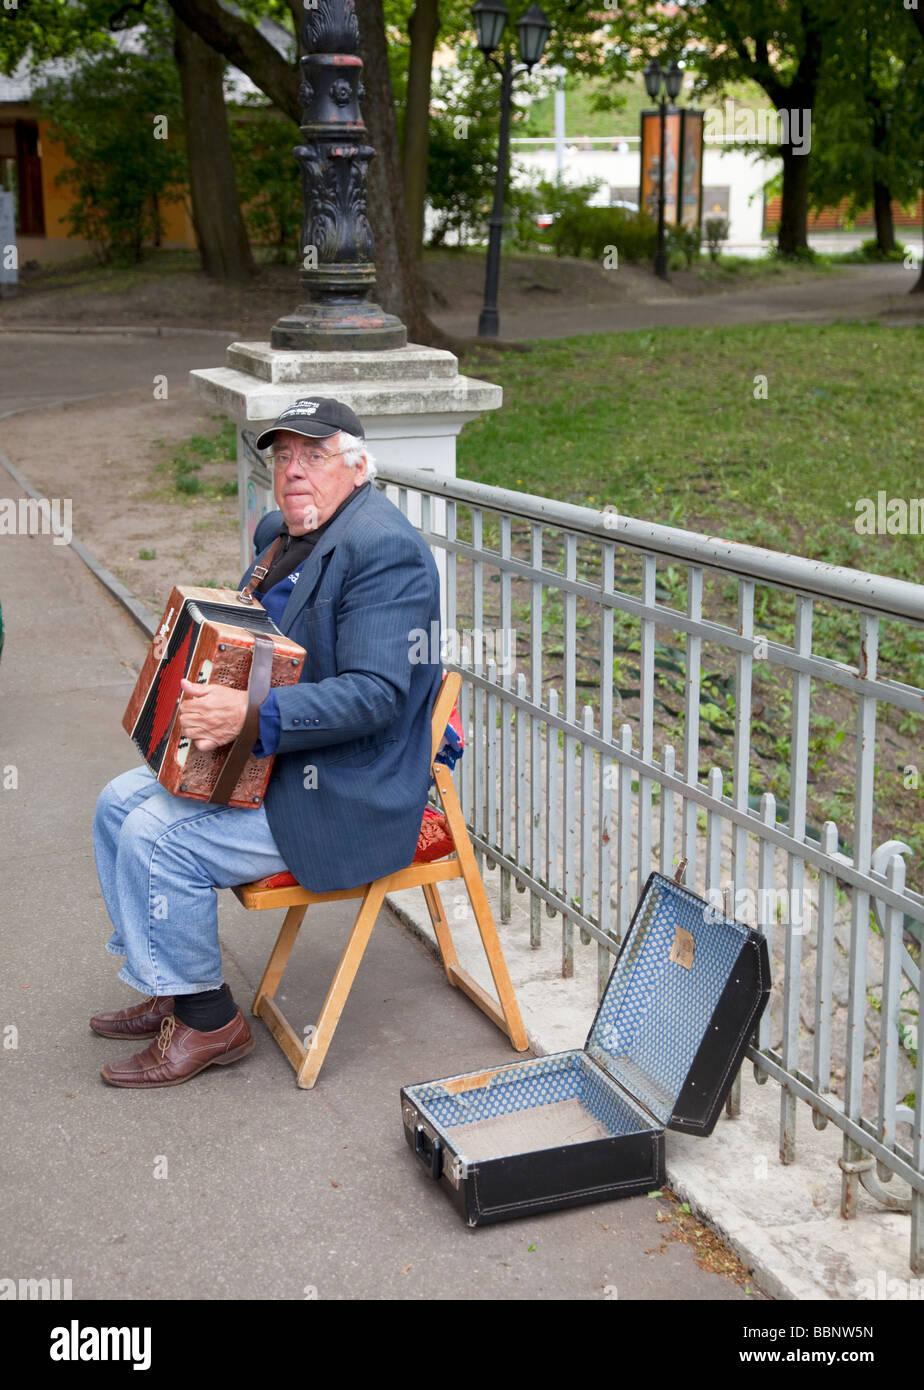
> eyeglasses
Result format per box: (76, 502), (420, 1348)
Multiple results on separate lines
(271, 447), (347, 474)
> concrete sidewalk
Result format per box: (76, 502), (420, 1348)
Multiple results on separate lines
(0, 469), (756, 1303)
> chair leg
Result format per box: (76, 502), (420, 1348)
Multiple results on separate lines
(253, 904), (308, 1015)
(421, 881), (459, 982)
(433, 764), (529, 1052)
(295, 878), (390, 1089)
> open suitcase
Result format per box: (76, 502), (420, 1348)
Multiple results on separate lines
(401, 871), (771, 1227)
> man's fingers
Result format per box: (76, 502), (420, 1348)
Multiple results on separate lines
(179, 678), (209, 697)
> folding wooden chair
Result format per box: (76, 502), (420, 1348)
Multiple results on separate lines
(231, 672), (528, 1088)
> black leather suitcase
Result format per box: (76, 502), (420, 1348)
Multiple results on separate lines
(400, 871), (771, 1227)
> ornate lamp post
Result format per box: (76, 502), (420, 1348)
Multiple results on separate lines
(643, 58), (683, 282)
(271, 0), (406, 350)
(472, 0), (551, 338)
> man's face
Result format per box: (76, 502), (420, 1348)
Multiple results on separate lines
(271, 429), (367, 535)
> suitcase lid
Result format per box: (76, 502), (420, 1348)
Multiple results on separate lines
(585, 872), (767, 1133)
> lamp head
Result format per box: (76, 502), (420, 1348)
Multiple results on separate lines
(471, 0), (509, 57)
(516, 2), (551, 70)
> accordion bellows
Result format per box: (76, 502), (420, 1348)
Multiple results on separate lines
(123, 586), (305, 808)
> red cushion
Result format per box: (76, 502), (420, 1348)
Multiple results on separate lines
(245, 807), (454, 890)
(414, 806), (455, 862)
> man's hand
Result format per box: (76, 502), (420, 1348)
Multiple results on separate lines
(178, 678), (249, 752)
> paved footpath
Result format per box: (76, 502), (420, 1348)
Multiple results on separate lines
(433, 261), (918, 340)
(0, 460), (755, 1303)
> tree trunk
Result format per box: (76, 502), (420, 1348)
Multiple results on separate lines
(174, 13), (256, 281)
(905, 3), (924, 290)
(776, 139), (812, 255)
(404, 0), (440, 259)
(354, 0), (451, 346)
(872, 179), (896, 254)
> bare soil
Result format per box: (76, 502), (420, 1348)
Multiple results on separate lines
(1, 387), (239, 617)
(1, 248), (835, 340)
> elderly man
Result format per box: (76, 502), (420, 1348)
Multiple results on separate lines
(91, 397), (441, 1088)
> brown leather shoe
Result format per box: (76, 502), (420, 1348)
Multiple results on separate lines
(100, 1010), (254, 1089)
(90, 994), (176, 1040)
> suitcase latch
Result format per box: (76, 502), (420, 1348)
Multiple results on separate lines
(414, 1124), (443, 1181)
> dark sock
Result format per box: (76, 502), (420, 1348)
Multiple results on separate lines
(173, 984), (238, 1032)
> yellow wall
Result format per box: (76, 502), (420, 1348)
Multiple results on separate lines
(38, 120), (74, 239)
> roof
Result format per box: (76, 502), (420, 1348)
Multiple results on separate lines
(0, 9), (294, 106)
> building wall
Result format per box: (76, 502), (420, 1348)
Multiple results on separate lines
(509, 140), (774, 247)
(764, 190), (924, 233)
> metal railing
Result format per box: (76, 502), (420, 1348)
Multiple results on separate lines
(378, 467), (923, 1274)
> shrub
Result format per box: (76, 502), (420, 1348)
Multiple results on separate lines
(550, 206), (657, 263)
(36, 50), (185, 266)
(507, 176), (603, 252)
(703, 216), (730, 262)
(667, 222), (702, 268)
(856, 237), (907, 263)
(230, 106), (303, 264)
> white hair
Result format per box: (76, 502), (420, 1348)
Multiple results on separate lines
(338, 430), (376, 480)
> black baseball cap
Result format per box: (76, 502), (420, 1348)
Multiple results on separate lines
(255, 396), (365, 452)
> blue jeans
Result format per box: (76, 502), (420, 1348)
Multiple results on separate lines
(93, 767), (290, 996)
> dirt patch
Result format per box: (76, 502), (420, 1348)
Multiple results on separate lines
(1, 248), (831, 339)
(1, 387), (240, 617)
(646, 1190), (763, 1291)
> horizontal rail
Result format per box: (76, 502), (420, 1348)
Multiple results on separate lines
(378, 468), (924, 625)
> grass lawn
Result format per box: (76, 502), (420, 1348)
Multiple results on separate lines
(457, 320), (923, 858)
(460, 321), (923, 588)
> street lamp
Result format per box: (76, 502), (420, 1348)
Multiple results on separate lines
(643, 57), (683, 281)
(472, 1), (551, 337)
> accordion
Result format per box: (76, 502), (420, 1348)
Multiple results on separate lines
(123, 586), (306, 809)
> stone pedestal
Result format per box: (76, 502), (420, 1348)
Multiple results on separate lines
(190, 344), (502, 613)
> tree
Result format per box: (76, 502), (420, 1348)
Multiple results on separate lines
(174, 10), (256, 279)
(229, 104), (303, 262)
(167, 0), (444, 344)
(35, 46), (186, 263)
(904, 0), (924, 293)
(809, 0), (924, 255)
(613, 0), (838, 256)
(422, 42), (534, 248)
(2, 0), (258, 280)
(403, 0), (441, 259)
(389, 0), (629, 258)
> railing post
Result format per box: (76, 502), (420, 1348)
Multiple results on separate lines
(841, 615), (879, 1217)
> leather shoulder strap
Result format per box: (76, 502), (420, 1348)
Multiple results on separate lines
(237, 537), (283, 606)
(209, 634), (275, 805)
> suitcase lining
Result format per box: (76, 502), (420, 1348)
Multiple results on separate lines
(408, 1051), (653, 1166)
(587, 881), (751, 1124)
